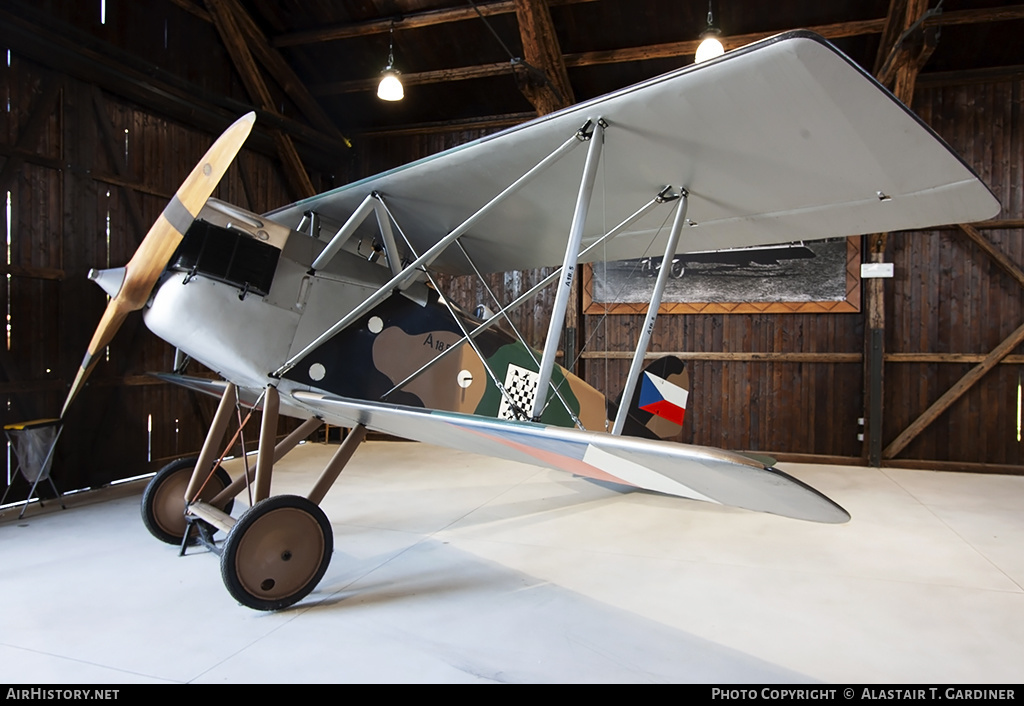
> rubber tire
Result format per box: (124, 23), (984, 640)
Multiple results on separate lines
(220, 494), (333, 611)
(141, 457), (234, 545)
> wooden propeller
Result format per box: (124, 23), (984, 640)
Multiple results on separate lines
(61, 112), (256, 417)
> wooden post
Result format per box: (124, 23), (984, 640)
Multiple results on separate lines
(863, 0), (928, 466)
(865, 233), (888, 467)
(203, 0), (317, 200)
(513, 0), (574, 116)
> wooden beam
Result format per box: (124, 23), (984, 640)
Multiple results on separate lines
(957, 223), (1024, 290)
(203, 0), (316, 200)
(271, 0), (595, 47)
(973, 218), (1024, 229)
(513, 0), (574, 115)
(882, 458), (1024, 476)
(311, 6), (1024, 97)
(0, 77), (62, 195)
(221, 0), (350, 147)
(352, 112), (534, 138)
(91, 86), (148, 243)
(204, 0), (273, 108)
(91, 172), (173, 201)
(864, 0), (927, 466)
(1, 264), (64, 281)
(873, 0), (909, 77)
(0, 4), (349, 165)
(0, 142), (180, 201)
(883, 320), (1024, 459)
(917, 64), (1024, 88)
(310, 18), (885, 95)
(312, 62), (514, 96)
(885, 353), (1024, 364)
(168, 0), (211, 23)
(579, 351), (863, 363)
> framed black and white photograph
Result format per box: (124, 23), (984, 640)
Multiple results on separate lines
(583, 236), (861, 315)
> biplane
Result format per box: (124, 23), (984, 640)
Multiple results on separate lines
(61, 31), (999, 610)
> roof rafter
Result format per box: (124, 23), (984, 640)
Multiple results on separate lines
(309, 5), (1024, 96)
(203, 0), (317, 199)
(513, 0), (574, 115)
(270, 0), (596, 47)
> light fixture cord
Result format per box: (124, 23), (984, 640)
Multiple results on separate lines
(386, 22), (396, 68)
(466, 0), (518, 62)
(707, 0), (714, 28)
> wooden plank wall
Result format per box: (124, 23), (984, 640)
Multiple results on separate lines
(885, 78), (1023, 466)
(0, 51), (298, 500)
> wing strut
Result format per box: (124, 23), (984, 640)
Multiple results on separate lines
(531, 118), (606, 420)
(377, 188), (673, 404)
(611, 188), (689, 435)
(373, 194), (552, 423)
(309, 194), (377, 271)
(273, 123), (589, 379)
(453, 237), (582, 427)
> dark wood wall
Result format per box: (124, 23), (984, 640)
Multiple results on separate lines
(883, 77), (1023, 467)
(0, 51), (300, 497)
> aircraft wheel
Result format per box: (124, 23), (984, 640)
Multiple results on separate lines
(220, 494), (333, 611)
(141, 457), (234, 545)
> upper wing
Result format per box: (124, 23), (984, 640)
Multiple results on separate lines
(265, 31), (998, 276)
(291, 390), (850, 525)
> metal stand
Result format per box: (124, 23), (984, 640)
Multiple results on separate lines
(2, 419), (65, 519)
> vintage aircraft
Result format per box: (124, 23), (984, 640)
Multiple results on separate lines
(61, 31), (999, 610)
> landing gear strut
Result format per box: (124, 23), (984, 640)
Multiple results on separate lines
(140, 381), (368, 611)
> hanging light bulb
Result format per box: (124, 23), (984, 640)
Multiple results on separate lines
(377, 23), (404, 101)
(696, 1), (725, 63)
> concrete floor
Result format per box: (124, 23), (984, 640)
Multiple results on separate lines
(1, 440), (1022, 684)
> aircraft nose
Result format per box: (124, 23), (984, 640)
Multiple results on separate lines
(87, 267), (126, 298)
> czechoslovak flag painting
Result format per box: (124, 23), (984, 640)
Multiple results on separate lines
(638, 370), (689, 425)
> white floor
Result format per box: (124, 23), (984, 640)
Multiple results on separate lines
(1, 440), (1022, 684)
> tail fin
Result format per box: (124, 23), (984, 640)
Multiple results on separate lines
(608, 355), (690, 440)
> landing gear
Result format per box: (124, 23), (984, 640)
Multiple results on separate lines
(220, 494), (333, 611)
(142, 456), (234, 545)
(144, 380), (354, 611)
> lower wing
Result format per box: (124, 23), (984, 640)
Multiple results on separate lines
(292, 390), (849, 524)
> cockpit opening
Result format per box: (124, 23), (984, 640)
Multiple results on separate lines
(170, 219), (280, 298)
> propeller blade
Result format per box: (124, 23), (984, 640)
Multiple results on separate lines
(61, 112), (256, 417)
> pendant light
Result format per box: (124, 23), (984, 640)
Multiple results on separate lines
(377, 23), (404, 101)
(696, 1), (725, 64)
